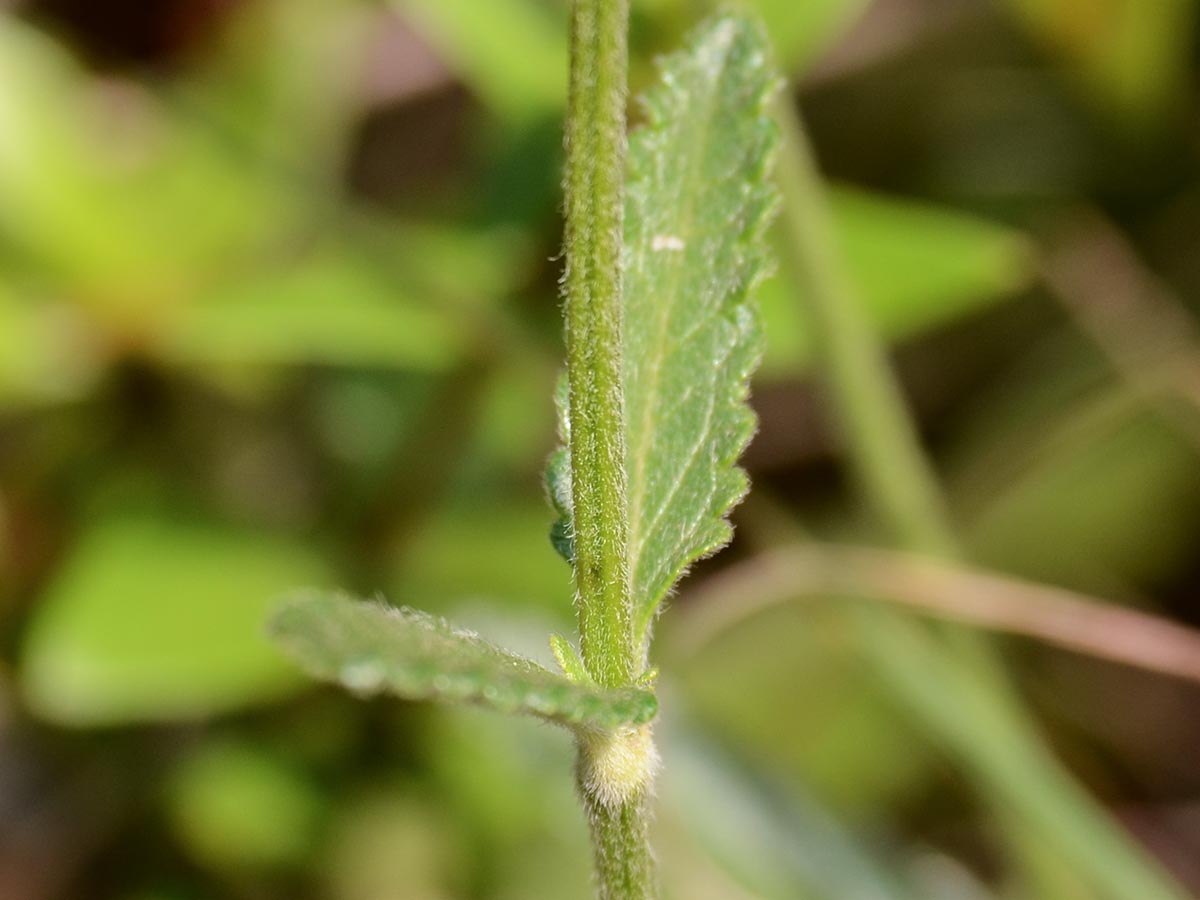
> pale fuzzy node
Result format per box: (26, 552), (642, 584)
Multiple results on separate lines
(578, 723), (660, 810)
(651, 234), (685, 252)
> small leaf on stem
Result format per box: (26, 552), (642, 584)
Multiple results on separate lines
(269, 592), (656, 730)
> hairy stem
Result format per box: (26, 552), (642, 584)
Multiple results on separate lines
(563, 1), (656, 898)
(563, 0), (634, 690)
(580, 783), (655, 900)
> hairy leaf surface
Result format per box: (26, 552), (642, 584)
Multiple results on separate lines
(623, 17), (777, 639)
(270, 593), (656, 729)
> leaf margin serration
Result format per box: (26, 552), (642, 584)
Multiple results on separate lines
(621, 14), (779, 643)
(269, 591), (657, 730)
(542, 13), (779, 648)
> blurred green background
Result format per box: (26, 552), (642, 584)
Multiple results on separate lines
(2, 0), (1200, 898)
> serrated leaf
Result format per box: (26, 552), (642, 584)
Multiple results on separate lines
(269, 593), (657, 730)
(622, 16), (777, 639)
(544, 16), (776, 632)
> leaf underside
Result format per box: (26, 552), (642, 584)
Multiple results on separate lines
(549, 15), (778, 641)
(269, 592), (657, 729)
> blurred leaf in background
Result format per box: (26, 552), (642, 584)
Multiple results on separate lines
(166, 738), (325, 873)
(1003, 0), (1196, 127)
(758, 186), (1033, 376)
(2, 0), (1200, 897)
(20, 508), (334, 725)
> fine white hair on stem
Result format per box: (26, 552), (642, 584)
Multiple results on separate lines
(578, 724), (660, 811)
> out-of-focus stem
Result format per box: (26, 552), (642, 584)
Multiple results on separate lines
(672, 542), (1200, 685)
(776, 105), (954, 558)
(776, 99), (1187, 900)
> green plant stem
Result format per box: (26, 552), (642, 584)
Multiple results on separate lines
(563, 2), (656, 898)
(777, 100), (1187, 900)
(580, 789), (656, 900)
(563, 0), (634, 690)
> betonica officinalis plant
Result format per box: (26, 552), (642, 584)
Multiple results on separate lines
(268, 4), (778, 898)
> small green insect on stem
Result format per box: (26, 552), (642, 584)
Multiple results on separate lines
(273, 5), (771, 898)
